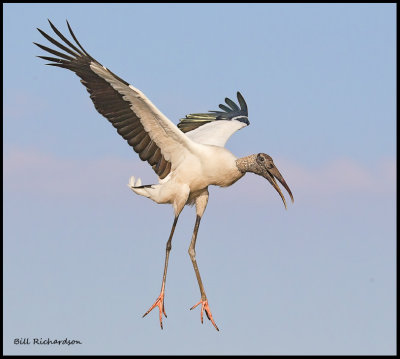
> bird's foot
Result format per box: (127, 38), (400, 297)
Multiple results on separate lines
(190, 298), (219, 331)
(142, 288), (167, 329)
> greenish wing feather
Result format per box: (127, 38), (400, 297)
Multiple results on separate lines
(177, 92), (249, 133)
(177, 113), (218, 133)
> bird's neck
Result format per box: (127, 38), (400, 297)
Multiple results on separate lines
(236, 154), (258, 174)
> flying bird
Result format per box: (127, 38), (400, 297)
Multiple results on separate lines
(35, 20), (294, 331)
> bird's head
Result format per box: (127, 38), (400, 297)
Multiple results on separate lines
(237, 153), (294, 209)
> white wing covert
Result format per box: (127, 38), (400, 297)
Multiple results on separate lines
(178, 92), (250, 147)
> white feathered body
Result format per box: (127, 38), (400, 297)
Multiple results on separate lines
(132, 144), (245, 207)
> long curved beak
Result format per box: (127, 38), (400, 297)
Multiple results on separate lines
(263, 167), (294, 209)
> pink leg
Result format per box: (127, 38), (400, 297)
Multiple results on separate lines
(190, 298), (219, 331)
(142, 216), (178, 329)
(188, 215), (219, 331)
(142, 282), (167, 329)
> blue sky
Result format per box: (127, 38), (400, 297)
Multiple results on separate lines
(3, 3), (396, 355)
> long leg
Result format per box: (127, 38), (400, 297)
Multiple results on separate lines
(142, 215), (178, 329)
(188, 190), (219, 331)
(141, 184), (190, 329)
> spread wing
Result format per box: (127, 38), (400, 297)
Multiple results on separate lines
(35, 20), (197, 179)
(178, 92), (250, 147)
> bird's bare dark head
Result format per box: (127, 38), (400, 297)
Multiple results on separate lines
(256, 153), (274, 168)
(255, 153), (294, 209)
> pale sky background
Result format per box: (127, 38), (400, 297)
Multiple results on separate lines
(3, 3), (396, 355)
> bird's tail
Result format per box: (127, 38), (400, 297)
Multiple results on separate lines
(127, 176), (155, 198)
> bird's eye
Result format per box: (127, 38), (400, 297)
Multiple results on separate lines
(259, 156), (264, 161)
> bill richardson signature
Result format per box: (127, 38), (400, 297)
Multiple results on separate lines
(14, 338), (82, 346)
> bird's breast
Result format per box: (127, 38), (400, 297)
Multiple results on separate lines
(180, 146), (244, 191)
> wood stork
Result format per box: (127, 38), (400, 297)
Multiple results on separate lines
(35, 20), (294, 331)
